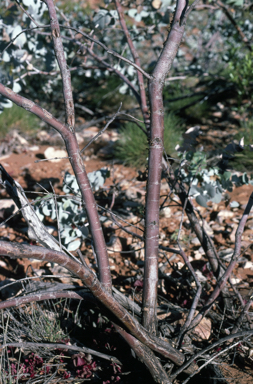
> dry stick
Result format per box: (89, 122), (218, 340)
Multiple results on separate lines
(0, 84), (112, 293)
(0, 342), (121, 364)
(57, 24), (151, 80)
(80, 104), (122, 154)
(0, 240), (195, 371)
(109, 211), (181, 255)
(143, 0), (187, 335)
(167, 171), (220, 274)
(49, 181), (62, 252)
(177, 247), (202, 344)
(0, 290), (83, 310)
(114, 0), (150, 129)
(80, 44), (141, 105)
(231, 298), (253, 334)
(190, 192), (253, 329)
(172, 329), (253, 379)
(217, 0), (252, 52)
(175, 193), (202, 343)
(44, 0), (75, 131)
(113, 323), (172, 384)
(181, 336), (252, 384)
(34, 30), (142, 105)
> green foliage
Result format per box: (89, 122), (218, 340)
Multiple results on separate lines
(229, 50), (253, 102)
(177, 149), (253, 208)
(34, 169), (109, 251)
(0, 104), (39, 138)
(231, 119), (253, 171)
(29, 305), (67, 343)
(115, 113), (184, 167)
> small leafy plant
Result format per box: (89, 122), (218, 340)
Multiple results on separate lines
(177, 148), (253, 207)
(34, 169), (109, 251)
(115, 113), (184, 167)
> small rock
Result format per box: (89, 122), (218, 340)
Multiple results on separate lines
(191, 237), (201, 246)
(244, 261), (253, 270)
(217, 210), (234, 223)
(211, 224), (225, 231)
(13, 130), (29, 145)
(29, 145), (40, 151)
(160, 207), (172, 218)
(107, 235), (122, 253)
(193, 316), (212, 341)
(218, 248), (234, 261)
(194, 250), (203, 260)
(44, 147), (68, 163)
(36, 130), (51, 142)
(195, 270), (207, 283)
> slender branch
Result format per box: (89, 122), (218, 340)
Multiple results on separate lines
(80, 44), (141, 104)
(171, 329), (253, 379)
(181, 337), (250, 384)
(44, 0), (75, 131)
(58, 24), (151, 79)
(231, 298), (253, 334)
(190, 192), (253, 329)
(34, 31), (142, 105)
(177, 247), (202, 344)
(80, 104), (122, 154)
(217, 0), (252, 52)
(0, 240), (191, 369)
(113, 323), (171, 384)
(114, 0), (150, 128)
(0, 83), (112, 292)
(0, 342), (121, 364)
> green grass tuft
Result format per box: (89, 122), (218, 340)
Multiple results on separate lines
(114, 113), (184, 167)
(0, 104), (40, 138)
(231, 119), (253, 171)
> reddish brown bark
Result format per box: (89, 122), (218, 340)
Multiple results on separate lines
(143, 0), (187, 334)
(0, 240), (186, 367)
(0, 84), (112, 292)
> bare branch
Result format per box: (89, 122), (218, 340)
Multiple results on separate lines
(191, 192), (253, 328)
(44, 0), (75, 131)
(0, 240), (191, 369)
(0, 83), (112, 292)
(114, 0), (150, 128)
(0, 341), (121, 364)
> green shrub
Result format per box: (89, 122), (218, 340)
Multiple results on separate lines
(0, 104), (40, 138)
(114, 113), (184, 167)
(232, 119), (253, 171)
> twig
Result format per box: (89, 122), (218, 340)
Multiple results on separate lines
(171, 329), (253, 379)
(190, 193), (253, 329)
(217, 0), (252, 52)
(114, 0), (150, 128)
(113, 323), (171, 384)
(0, 342), (121, 364)
(80, 103), (122, 154)
(0, 83), (112, 292)
(45, 0), (75, 131)
(181, 336), (251, 384)
(49, 181), (62, 252)
(0, 240), (192, 369)
(58, 24), (151, 79)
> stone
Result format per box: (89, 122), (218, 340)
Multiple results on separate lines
(44, 147), (68, 163)
(217, 210), (234, 223)
(160, 206), (172, 218)
(193, 316), (212, 341)
(191, 237), (201, 246)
